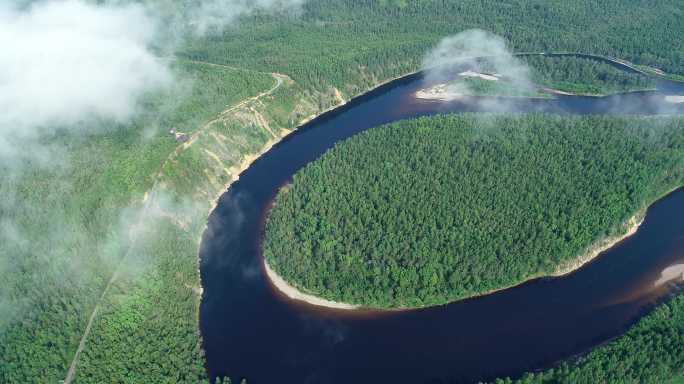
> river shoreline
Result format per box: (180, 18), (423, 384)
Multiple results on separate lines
(200, 56), (684, 382)
(654, 264), (684, 287)
(242, 66), (683, 312)
(415, 82), (660, 101)
(261, 213), (643, 311)
(263, 260), (360, 310)
(262, 190), (684, 311)
(206, 69), (422, 216)
(201, 54), (684, 311)
(198, 70), (420, 302)
(552, 214), (644, 277)
(666, 95), (684, 104)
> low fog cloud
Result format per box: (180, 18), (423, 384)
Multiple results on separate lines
(186, 0), (306, 35)
(0, 0), (171, 139)
(0, 0), (306, 332)
(0, 0), (309, 159)
(422, 29), (532, 90)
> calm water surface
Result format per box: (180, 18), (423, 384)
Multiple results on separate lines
(199, 75), (684, 383)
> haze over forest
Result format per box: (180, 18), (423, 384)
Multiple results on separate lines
(1, 1), (683, 383)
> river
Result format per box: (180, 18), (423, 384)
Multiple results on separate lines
(199, 73), (684, 383)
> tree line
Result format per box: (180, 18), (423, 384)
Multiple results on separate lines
(264, 114), (684, 308)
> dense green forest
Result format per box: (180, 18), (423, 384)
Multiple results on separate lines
(524, 55), (657, 95)
(2, 0), (684, 382)
(429, 55), (656, 98)
(498, 293), (684, 383)
(0, 61), (275, 383)
(181, 0), (684, 96)
(264, 114), (684, 308)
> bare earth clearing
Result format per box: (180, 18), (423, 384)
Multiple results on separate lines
(415, 71), (500, 101)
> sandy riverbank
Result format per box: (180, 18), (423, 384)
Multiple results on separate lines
(654, 264), (684, 287)
(198, 132), (295, 299)
(539, 87), (577, 96)
(665, 95), (684, 104)
(553, 214), (644, 277)
(263, 211), (649, 311)
(415, 71), (500, 101)
(415, 83), (464, 101)
(263, 259), (360, 309)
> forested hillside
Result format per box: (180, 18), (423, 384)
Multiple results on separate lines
(181, 0), (684, 96)
(264, 114), (684, 307)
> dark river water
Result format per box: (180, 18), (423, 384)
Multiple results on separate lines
(199, 74), (684, 383)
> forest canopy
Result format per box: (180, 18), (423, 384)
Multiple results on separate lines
(3, 0), (684, 381)
(264, 114), (684, 308)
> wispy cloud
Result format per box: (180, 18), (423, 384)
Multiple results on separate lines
(0, 0), (171, 137)
(185, 0), (306, 35)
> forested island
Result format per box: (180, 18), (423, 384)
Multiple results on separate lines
(264, 114), (684, 308)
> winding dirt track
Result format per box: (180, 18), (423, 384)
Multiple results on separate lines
(63, 60), (283, 384)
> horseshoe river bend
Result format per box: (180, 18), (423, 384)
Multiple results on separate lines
(199, 73), (684, 383)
